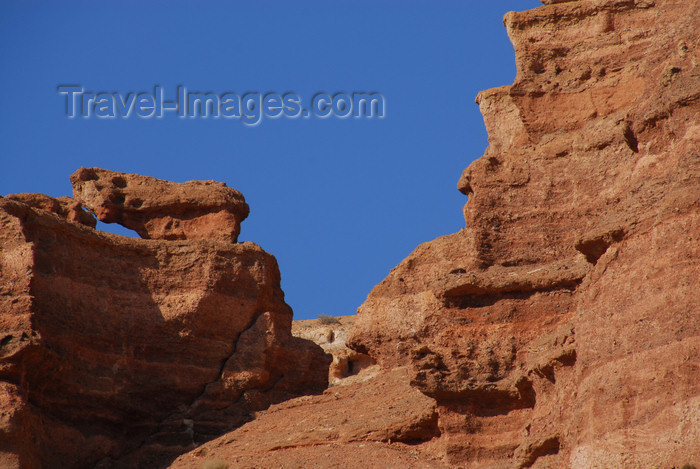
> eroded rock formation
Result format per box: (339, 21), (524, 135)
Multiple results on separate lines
(2, 0), (699, 468)
(169, 368), (443, 468)
(4, 192), (96, 228)
(71, 167), (250, 242)
(0, 170), (329, 468)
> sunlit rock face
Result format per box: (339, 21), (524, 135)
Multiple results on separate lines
(2, 1), (699, 468)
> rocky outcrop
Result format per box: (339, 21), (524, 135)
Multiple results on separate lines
(156, 1), (700, 467)
(292, 316), (377, 386)
(347, 0), (699, 467)
(0, 171), (329, 468)
(70, 167), (250, 242)
(161, 0), (700, 466)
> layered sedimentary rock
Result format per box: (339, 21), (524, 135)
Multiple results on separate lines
(0, 171), (329, 468)
(347, 0), (699, 467)
(71, 167), (250, 242)
(3, 0), (699, 468)
(169, 1), (698, 467)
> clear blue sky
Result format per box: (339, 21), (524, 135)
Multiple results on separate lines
(0, 0), (540, 320)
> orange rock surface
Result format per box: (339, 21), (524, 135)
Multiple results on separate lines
(4, 192), (96, 228)
(169, 368), (445, 469)
(348, 0), (700, 467)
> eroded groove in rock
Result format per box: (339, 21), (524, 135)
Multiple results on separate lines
(516, 435), (561, 468)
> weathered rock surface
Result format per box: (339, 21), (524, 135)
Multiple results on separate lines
(0, 173), (329, 468)
(70, 167), (250, 242)
(292, 315), (377, 387)
(347, 0), (699, 467)
(169, 368), (444, 469)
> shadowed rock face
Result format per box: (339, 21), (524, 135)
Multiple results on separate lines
(0, 172), (330, 469)
(70, 167), (250, 242)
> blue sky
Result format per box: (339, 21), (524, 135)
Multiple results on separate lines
(0, 0), (540, 320)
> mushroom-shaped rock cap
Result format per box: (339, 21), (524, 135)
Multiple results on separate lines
(70, 167), (249, 242)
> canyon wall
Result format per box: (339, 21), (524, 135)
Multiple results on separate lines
(348, 0), (699, 466)
(0, 170), (330, 468)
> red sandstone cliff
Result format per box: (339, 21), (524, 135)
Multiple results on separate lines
(346, 0), (700, 466)
(0, 170), (330, 468)
(2, 1), (699, 468)
(174, 0), (699, 467)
